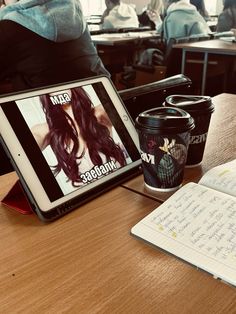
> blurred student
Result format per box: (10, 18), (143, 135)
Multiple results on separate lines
(0, 0), (109, 92)
(161, 0), (210, 43)
(216, 0), (236, 32)
(190, 0), (209, 20)
(101, 0), (139, 29)
(139, 0), (164, 31)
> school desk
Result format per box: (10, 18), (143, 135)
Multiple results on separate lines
(174, 39), (236, 94)
(0, 93), (236, 312)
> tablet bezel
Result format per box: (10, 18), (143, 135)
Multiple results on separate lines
(0, 76), (141, 221)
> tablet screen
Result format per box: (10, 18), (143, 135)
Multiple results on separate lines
(0, 76), (141, 216)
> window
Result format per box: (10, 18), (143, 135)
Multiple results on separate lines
(205, 0), (223, 15)
(80, 0), (105, 16)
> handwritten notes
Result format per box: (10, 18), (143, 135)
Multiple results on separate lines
(143, 183), (236, 270)
(199, 159), (236, 197)
(132, 161), (236, 285)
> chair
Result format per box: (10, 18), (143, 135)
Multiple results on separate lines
(119, 73), (192, 121)
(133, 64), (167, 86)
(114, 64), (167, 89)
(115, 47), (166, 89)
(165, 34), (210, 60)
(116, 35), (208, 89)
(132, 48), (166, 86)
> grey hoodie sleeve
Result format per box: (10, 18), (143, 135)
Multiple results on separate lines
(0, 0), (86, 42)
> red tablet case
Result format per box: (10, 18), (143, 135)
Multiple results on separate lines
(1, 180), (33, 215)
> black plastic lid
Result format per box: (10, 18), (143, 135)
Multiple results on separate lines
(135, 107), (195, 134)
(164, 95), (214, 114)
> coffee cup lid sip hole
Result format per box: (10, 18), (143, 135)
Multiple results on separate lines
(135, 107), (195, 134)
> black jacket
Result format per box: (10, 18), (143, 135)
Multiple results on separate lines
(0, 20), (109, 92)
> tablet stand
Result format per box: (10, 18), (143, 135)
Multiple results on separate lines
(1, 180), (33, 215)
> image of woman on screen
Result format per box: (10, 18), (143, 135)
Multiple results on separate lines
(31, 87), (127, 187)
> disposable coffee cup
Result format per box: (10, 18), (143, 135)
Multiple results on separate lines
(135, 107), (195, 192)
(164, 95), (214, 167)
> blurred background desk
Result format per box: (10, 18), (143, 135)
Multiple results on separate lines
(91, 30), (159, 46)
(86, 14), (102, 32)
(122, 93), (236, 202)
(174, 39), (236, 95)
(92, 31), (160, 89)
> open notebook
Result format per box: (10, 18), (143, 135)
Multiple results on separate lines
(131, 159), (236, 287)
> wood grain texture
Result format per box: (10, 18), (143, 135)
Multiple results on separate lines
(122, 93), (236, 202)
(0, 179), (236, 313)
(0, 94), (236, 313)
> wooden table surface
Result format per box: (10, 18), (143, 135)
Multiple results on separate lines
(0, 93), (236, 313)
(92, 30), (159, 46)
(173, 39), (236, 54)
(122, 93), (236, 203)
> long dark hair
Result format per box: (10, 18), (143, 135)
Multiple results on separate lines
(40, 87), (126, 186)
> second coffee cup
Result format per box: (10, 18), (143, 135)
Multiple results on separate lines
(135, 107), (194, 192)
(164, 95), (214, 167)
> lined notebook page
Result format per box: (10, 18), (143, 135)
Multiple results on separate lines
(131, 182), (236, 286)
(199, 159), (236, 197)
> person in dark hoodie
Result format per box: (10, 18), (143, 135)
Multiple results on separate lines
(101, 0), (139, 29)
(190, 0), (209, 20)
(216, 0), (236, 32)
(0, 0), (109, 92)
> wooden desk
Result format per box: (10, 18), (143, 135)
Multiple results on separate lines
(91, 31), (159, 46)
(1, 177), (236, 312)
(1, 93), (236, 312)
(174, 39), (236, 94)
(0, 174), (162, 312)
(122, 93), (236, 202)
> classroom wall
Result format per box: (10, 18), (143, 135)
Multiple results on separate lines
(124, 0), (147, 14)
(216, 0), (223, 15)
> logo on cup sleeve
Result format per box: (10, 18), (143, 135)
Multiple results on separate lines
(189, 132), (208, 145)
(140, 151), (155, 164)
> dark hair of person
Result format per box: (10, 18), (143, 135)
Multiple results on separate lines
(40, 87), (126, 186)
(168, 0), (181, 3)
(190, 0), (209, 17)
(138, 11), (156, 30)
(109, 0), (120, 5)
(223, 0), (236, 10)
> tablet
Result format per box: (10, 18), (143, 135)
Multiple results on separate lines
(0, 76), (141, 222)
